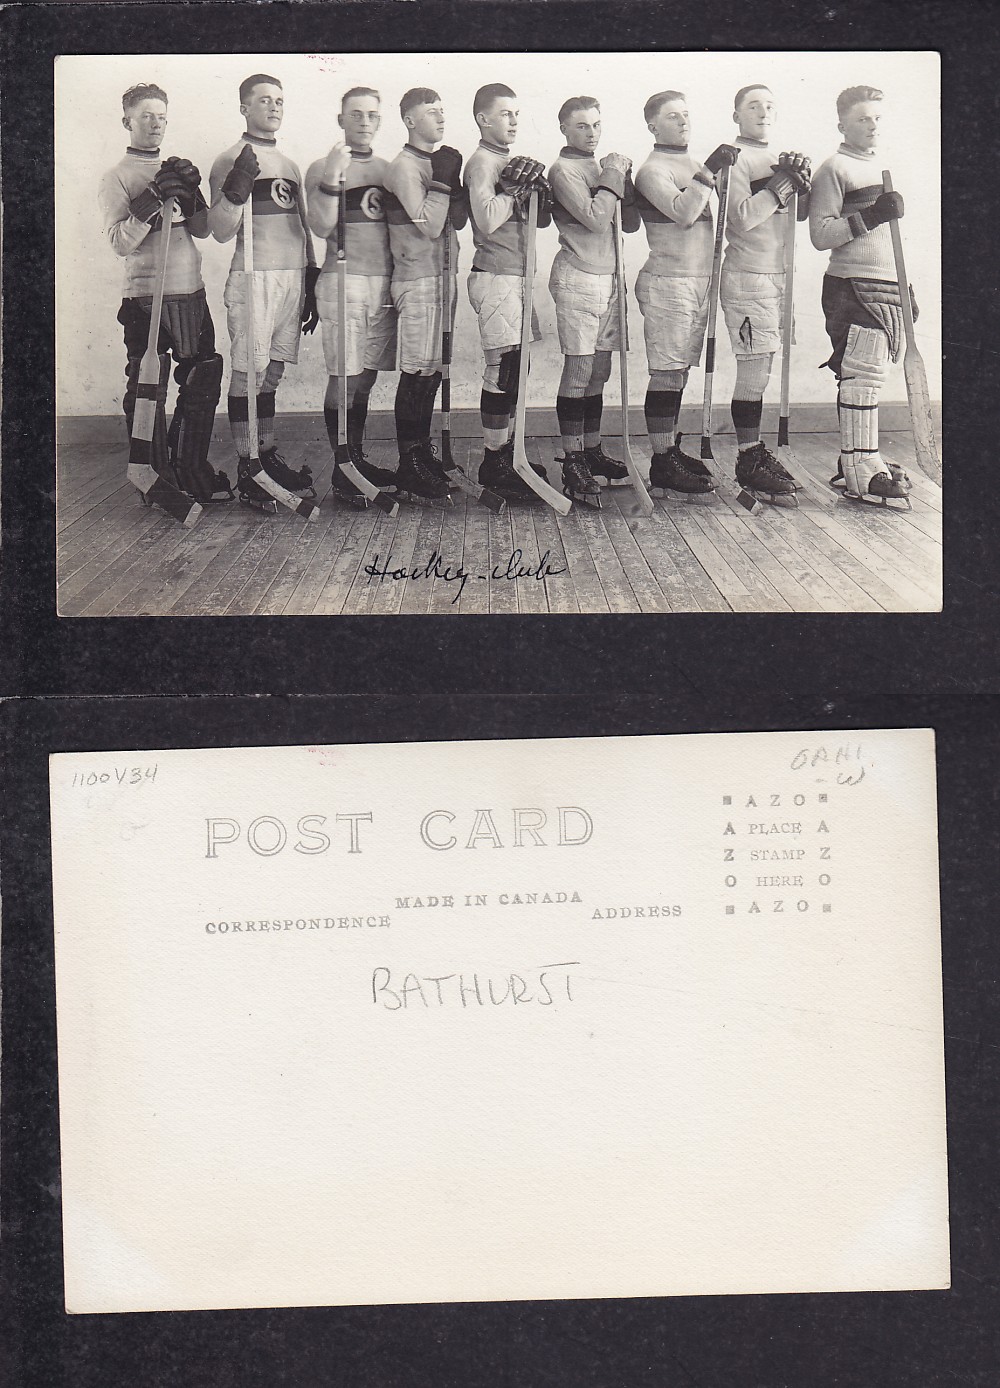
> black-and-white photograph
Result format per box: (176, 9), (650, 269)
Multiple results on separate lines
(56, 51), (941, 616)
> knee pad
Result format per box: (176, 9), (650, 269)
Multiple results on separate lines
(229, 370), (249, 399)
(649, 369), (686, 392)
(559, 354), (592, 396)
(482, 360), (502, 392)
(588, 350), (613, 389)
(179, 353), (224, 409)
(497, 347), (521, 394)
(733, 352), (774, 398)
(840, 325), (889, 389)
(262, 359), (285, 391)
(354, 367), (377, 396)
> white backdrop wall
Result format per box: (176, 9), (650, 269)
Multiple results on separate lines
(56, 51), (940, 420)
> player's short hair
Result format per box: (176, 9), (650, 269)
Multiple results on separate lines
(474, 83), (516, 119)
(341, 86), (380, 109)
(733, 83), (772, 110)
(837, 85), (883, 119)
(122, 83), (167, 113)
(558, 95), (600, 126)
(400, 87), (441, 119)
(240, 73), (282, 105)
(643, 91), (685, 124)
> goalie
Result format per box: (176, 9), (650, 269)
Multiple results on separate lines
(98, 81), (231, 505)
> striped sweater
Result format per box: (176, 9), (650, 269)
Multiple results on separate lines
(633, 144), (714, 278)
(208, 133), (312, 273)
(98, 147), (208, 297)
(809, 144), (895, 281)
(305, 148), (392, 280)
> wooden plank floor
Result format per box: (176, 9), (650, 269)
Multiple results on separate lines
(56, 427), (941, 616)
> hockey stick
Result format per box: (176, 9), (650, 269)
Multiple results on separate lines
(126, 196), (203, 527)
(512, 191), (572, 514)
(612, 199), (654, 517)
(241, 198), (318, 520)
(440, 210), (505, 512)
(882, 170), (941, 486)
(775, 189), (801, 481)
(700, 162), (731, 463)
(334, 170), (398, 515)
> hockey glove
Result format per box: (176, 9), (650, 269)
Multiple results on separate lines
(161, 157), (206, 217)
(222, 145), (260, 205)
(499, 156), (545, 194)
(765, 169), (796, 209)
(775, 151), (812, 193)
(301, 266), (321, 335)
(704, 144), (740, 175)
(531, 173), (554, 216)
(429, 144), (463, 195)
(129, 184), (164, 224)
(860, 190), (904, 230)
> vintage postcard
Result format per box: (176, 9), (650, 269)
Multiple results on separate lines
(55, 51), (941, 616)
(50, 730), (949, 1313)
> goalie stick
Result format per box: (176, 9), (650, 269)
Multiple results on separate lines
(882, 169), (941, 486)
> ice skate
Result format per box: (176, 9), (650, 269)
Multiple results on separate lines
(841, 466), (913, 512)
(735, 441), (797, 507)
(348, 443), (398, 493)
(584, 444), (629, 487)
(560, 451), (602, 508)
(479, 442), (545, 502)
(236, 457), (278, 513)
(394, 442), (453, 506)
(260, 446), (316, 498)
(649, 439), (716, 500)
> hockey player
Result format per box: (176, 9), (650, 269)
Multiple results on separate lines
(99, 82), (231, 503)
(721, 84), (811, 502)
(209, 73), (319, 507)
(464, 82), (553, 501)
(810, 85), (912, 506)
(382, 87), (468, 502)
(548, 96), (640, 504)
(305, 86), (399, 504)
(633, 90), (740, 498)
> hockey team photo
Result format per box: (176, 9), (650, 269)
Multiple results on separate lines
(55, 50), (942, 615)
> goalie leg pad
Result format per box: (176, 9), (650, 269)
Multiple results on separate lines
(173, 353), (229, 499)
(839, 325), (889, 493)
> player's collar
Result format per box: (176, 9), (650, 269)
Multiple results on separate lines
(243, 132), (277, 147)
(559, 146), (593, 160)
(654, 142), (688, 153)
(404, 142), (432, 160)
(479, 138), (510, 156)
(126, 146), (160, 159)
(840, 141), (875, 160)
(349, 147), (373, 159)
(737, 136), (768, 148)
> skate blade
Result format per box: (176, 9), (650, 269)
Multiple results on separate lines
(649, 486), (716, 504)
(839, 491), (911, 512)
(239, 495), (279, 514)
(737, 488), (798, 510)
(565, 489), (602, 510)
(395, 490), (453, 508)
(335, 491), (371, 510)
